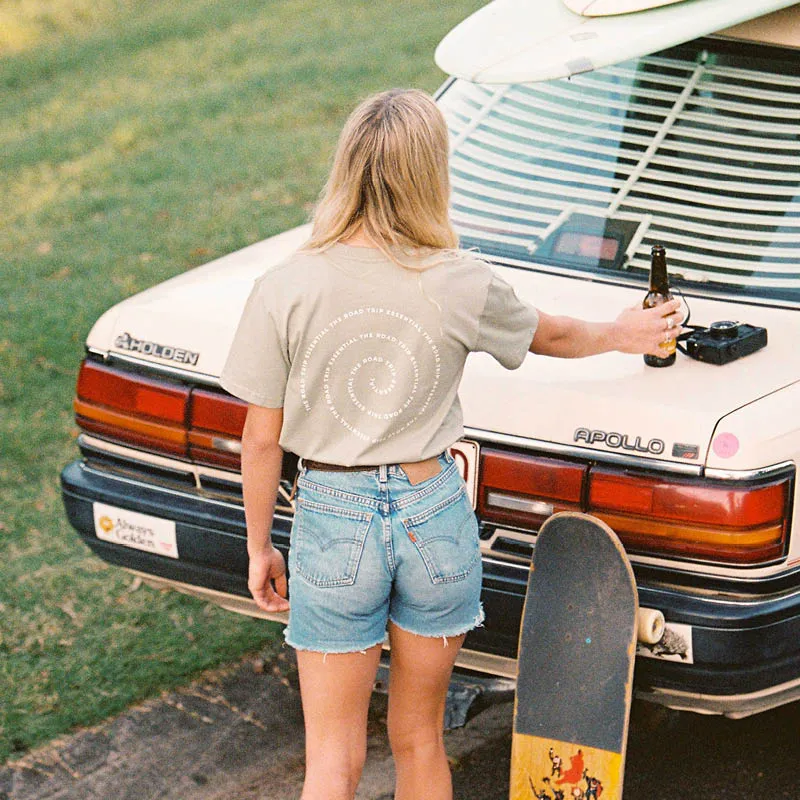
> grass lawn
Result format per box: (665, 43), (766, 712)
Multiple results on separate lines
(0, 0), (482, 763)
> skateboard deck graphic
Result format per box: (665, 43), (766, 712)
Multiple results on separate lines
(510, 513), (638, 800)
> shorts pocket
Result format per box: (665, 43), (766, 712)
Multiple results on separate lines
(400, 487), (479, 585)
(293, 497), (373, 588)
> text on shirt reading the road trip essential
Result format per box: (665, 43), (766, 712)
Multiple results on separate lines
(298, 307), (441, 444)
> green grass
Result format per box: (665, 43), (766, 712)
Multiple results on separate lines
(0, 0), (482, 762)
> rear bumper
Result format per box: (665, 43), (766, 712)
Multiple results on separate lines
(61, 458), (800, 718)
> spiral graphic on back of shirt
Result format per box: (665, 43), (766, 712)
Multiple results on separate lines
(299, 307), (441, 443)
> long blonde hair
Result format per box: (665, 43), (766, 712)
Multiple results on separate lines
(303, 89), (459, 265)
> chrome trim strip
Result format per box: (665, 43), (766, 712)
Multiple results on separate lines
(639, 676), (800, 720)
(78, 462), (244, 512)
(479, 530), (534, 566)
(79, 434), (195, 473)
(80, 433), (247, 486)
(482, 526), (798, 582)
(643, 580), (800, 607)
(122, 568), (289, 624)
(77, 458), (303, 518)
(454, 649), (518, 680)
(464, 426), (704, 476)
(480, 554), (530, 576)
(627, 551), (790, 581)
(197, 464), (243, 485)
(106, 352), (221, 387)
(704, 461), (795, 482)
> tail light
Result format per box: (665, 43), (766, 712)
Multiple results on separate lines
(589, 468), (790, 564)
(478, 448), (792, 566)
(75, 359), (792, 567)
(189, 389), (246, 468)
(479, 449), (585, 529)
(75, 361), (189, 455)
(74, 361), (248, 467)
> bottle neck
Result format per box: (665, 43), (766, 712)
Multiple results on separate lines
(649, 249), (670, 295)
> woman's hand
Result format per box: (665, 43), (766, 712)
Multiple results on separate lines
(530, 299), (685, 359)
(248, 546), (290, 613)
(612, 299), (684, 357)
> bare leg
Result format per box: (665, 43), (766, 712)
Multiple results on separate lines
(387, 622), (465, 800)
(296, 644), (382, 800)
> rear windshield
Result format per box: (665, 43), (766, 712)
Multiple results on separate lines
(439, 39), (800, 305)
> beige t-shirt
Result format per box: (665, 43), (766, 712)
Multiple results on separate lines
(220, 244), (538, 465)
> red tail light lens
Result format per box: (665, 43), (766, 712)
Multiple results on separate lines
(479, 449), (585, 529)
(476, 447), (791, 565)
(74, 360), (251, 468)
(588, 468), (790, 564)
(189, 390), (247, 468)
(75, 361), (189, 455)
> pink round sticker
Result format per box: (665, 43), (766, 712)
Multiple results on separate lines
(712, 432), (740, 459)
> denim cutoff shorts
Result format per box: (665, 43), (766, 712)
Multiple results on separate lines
(284, 452), (484, 653)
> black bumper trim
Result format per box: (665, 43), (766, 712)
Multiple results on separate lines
(61, 458), (800, 701)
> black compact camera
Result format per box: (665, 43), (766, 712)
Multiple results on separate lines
(683, 321), (767, 365)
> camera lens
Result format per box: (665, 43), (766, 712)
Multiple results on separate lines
(709, 320), (740, 338)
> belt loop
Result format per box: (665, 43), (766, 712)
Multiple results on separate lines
(379, 464), (388, 486)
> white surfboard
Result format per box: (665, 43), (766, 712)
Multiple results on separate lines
(434, 0), (799, 84)
(563, 0), (689, 17)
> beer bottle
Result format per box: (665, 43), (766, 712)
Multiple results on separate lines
(643, 244), (676, 368)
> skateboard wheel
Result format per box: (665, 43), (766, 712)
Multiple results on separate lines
(637, 607), (666, 644)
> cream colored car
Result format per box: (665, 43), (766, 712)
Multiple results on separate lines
(62, 8), (800, 718)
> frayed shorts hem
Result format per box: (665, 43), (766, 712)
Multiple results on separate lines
(388, 603), (485, 641)
(283, 632), (386, 656)
(283, 602), (485, 654)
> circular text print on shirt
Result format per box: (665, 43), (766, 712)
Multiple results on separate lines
(299, 307), (441, 444)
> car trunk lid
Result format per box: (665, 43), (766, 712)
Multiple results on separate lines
(86, 229), (798, 469)
(460, 266), (798, 467)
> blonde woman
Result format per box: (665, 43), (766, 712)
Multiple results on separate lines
(221, 88), (681, 800)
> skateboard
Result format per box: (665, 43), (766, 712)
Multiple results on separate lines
(510, 512), (638, 800)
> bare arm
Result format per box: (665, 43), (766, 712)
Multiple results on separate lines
(530, 299), (683, 359)
(241, 404), (289, 612)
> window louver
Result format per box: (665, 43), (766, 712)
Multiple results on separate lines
(440, 42), (800, 303)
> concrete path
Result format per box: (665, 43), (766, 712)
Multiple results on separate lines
(0, 650), (512, 800)
(6, 647), (800, 800)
